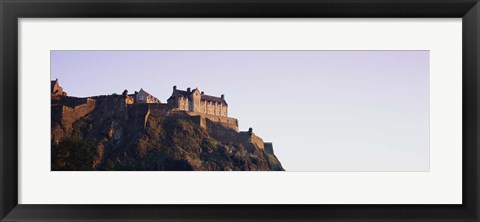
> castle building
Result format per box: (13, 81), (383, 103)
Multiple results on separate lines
(135, 88), (160, 104)
(51, 79), (67, 97)
(167, 86), (228, 117)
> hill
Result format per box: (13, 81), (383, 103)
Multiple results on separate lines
(51, 95), (284, 171)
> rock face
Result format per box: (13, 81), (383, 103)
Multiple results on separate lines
(51, 95), (284, 171)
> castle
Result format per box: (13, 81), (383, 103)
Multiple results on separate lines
(51, 80), (232, 128)
(51, 79), (274, 154)
(167, 86), (228, 117)
(115, 85), (228, 117)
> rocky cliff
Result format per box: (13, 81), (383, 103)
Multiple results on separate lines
(51, 96), (284, 171)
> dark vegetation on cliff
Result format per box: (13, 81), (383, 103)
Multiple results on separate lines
(51, 102), (284, 171)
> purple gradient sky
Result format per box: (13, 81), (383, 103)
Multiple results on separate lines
(51, 51), (430, 171)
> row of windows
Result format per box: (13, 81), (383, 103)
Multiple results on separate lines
(179, 97), (225, 106)
(178, 100), (225, 109)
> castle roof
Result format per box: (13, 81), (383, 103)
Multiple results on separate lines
(51, 79), (58, 92)
(172, 89), (191, 98)
(201, 94), (227, 105)
(137, 89), (155, 97)
(136, 88), (160, 102)
(169, 88), (228, 106)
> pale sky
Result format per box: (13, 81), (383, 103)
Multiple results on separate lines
(51, 50), (430, 171)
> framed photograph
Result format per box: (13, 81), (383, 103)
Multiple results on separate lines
(1, 0), (479, 221)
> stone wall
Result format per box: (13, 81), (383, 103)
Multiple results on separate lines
(176, 111), (270, 153)
(188, 115), (207, 129)
(91, 95), (129, 119)
(236, 132), (265, 151)
(205, 118), (239, 142)
(57, 98), (96, 133)
(202, 118), (267, 153)
(127, 103), (172, 127)
(57, 96), (92, 108)
(182, 111), (238, 131)
(145, 103), (171, 116)
(249, 133), (265, 150)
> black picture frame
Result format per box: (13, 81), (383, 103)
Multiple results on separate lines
(1, 0), (479, 221)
